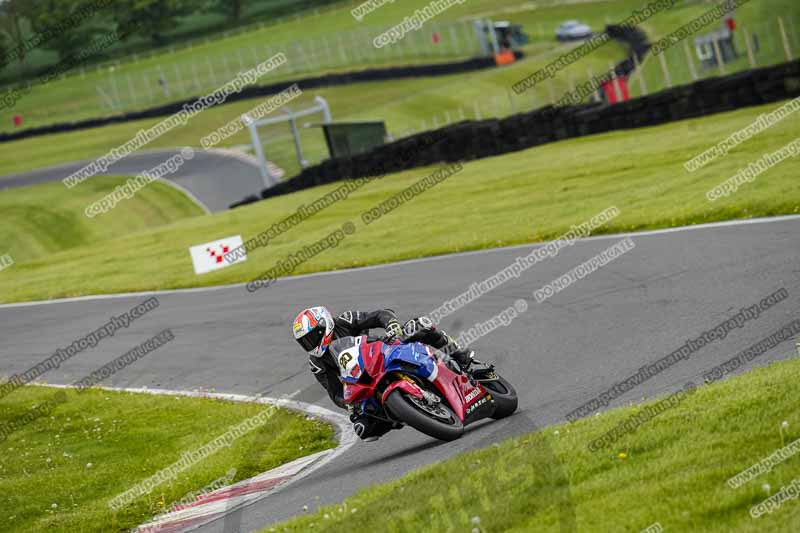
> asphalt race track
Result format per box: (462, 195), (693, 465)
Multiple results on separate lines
(0, 148), (265, 212)
(1, 216), (798, 531)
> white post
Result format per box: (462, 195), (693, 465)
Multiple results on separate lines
(315, 96), (332, 123)
(486, 19), (500, 55)
(633, 53), (648, 96)
(711, 36), (725, 75)
(288, 111), (307, 168)
(588, 66), (601, 102)
(683, 40), (698, 81)
(658, 51), (673, 87)
(743, 26), (757, 68)
(235, 48), (246, 71)
(245, 115), (277, 187)
(778, 17), (793, 60)
(473, 100), (482, 120)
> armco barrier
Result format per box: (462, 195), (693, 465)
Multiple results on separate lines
(244, 59), (799, 206)
(0, 53), (522, 144)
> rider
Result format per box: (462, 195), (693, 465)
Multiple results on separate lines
(292, 306), (474, 441)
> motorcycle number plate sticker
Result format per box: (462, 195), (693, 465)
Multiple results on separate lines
(337, 338), (361, 379)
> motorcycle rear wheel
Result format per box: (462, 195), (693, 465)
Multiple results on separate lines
(385, 390), (464, 441)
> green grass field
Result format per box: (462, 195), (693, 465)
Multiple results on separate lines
(0, 98), (797, 304)
(266, 353), (800, 532)
(0, 176), (205, 264)
(0, 386), (335, 533)
(1, 0), (793, 133)
(0, 41), (630, 178)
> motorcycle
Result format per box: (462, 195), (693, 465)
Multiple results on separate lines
(339, 336), (518, 441)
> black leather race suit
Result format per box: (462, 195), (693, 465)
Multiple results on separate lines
(308, 309), (468, 440)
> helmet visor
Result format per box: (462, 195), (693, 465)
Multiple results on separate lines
(297, 326), (325, 353)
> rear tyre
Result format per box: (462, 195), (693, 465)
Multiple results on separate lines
(385, 390), (464, 441)
(477, 374), (518, 419)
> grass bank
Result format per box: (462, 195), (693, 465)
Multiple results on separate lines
(0, 99), (797, 303)
(0, 386), (335, 533)
(0, 176), (205, 264)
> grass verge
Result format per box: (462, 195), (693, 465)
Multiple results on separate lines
(0, 176), (205, 264)
(267, 355), (800, 532)
(0, 386), (335, 533)
(0, 98), (797, 304)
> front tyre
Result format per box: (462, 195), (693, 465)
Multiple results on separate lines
(385, 390), (464, 441)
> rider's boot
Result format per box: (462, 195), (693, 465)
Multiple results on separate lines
(449, 348), (475, 372)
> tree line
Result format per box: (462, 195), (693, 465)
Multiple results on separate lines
(0, 0), (339, 73)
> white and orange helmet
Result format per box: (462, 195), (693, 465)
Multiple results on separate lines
(292, 306), (335, 357)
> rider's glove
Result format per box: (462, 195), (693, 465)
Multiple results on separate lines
(383, 319), (403, 343)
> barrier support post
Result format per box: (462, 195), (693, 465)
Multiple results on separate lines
(683, 40), (698, 81)
(743, 26), (757, 68)
(778, 17), (794, 61)
(711, 36), (726, 76)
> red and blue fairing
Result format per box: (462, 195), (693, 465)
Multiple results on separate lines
(341, 337), (495, 424)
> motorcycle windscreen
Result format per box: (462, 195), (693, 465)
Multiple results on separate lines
(384, 342), (437, 381)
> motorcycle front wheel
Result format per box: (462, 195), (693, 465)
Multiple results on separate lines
(385, 389), (464, 441)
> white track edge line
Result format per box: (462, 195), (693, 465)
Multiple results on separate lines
(2, 214), (798, 309)
(158, 178), (212, 215)
(40, 383), (357, 530)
